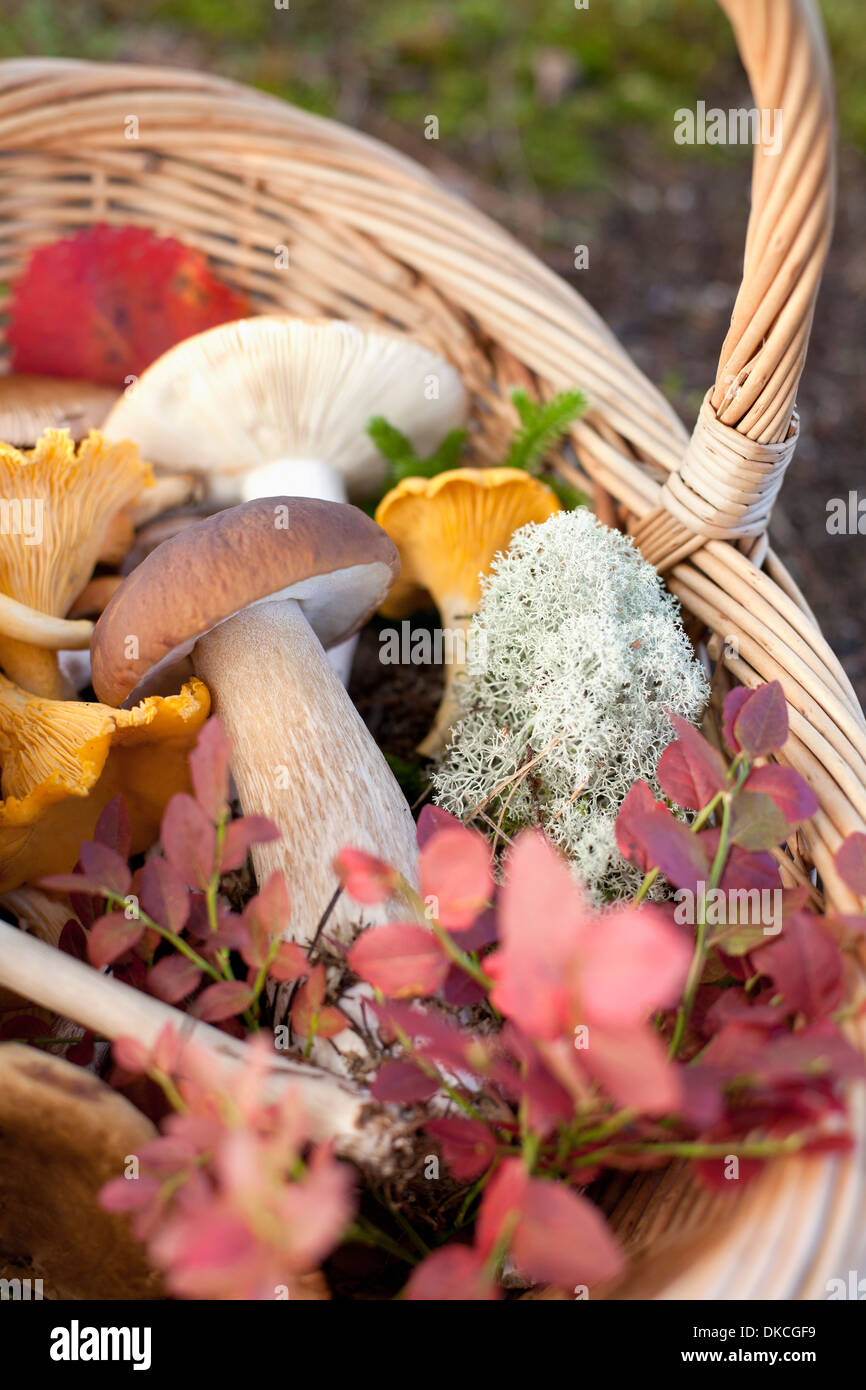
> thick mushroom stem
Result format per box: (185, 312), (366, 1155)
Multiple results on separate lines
(193, 596), (419, 949)
(239, 459), (357, 686)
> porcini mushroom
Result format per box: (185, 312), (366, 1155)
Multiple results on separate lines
(102, 317), (468, 682)
(0, 429), (152, 697)
(90, 498), (418, 948)
(0, 673), (210, 892)
(375, 467), (562, 756)
(0, 374), (118, 446)
(0, 1042), (161, 1299)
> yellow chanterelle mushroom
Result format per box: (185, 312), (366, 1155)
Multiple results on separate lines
(375, 467), (562, 757)
(0, 673), (210, 891)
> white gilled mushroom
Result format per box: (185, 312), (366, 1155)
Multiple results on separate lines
(90, 497), (418, 948)
(102, 317), (468, 682)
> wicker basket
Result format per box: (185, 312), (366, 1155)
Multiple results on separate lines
(0, 0), (863, 1300)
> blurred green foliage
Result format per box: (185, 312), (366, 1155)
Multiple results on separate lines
(1, 0), (863, 188)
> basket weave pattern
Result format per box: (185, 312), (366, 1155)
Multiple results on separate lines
(0, 0), (863, 1299)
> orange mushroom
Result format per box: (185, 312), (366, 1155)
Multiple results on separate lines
(0, 429), (153, 696)
(0, 674), (210, 892)
(375, 467), (562, 756)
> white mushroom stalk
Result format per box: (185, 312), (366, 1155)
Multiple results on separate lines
(0, 919), (407, 1173)
(104, 318), (468, 685)
(91, 498), (422, 1075)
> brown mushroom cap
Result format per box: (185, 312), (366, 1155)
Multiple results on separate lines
(0, 1043), (161, 1299)
(0, 375), (117, 446)
(92, 497), (399, 706)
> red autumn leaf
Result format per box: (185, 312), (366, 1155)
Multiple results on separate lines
(615, 779), (669, 873)
(189, 718), (232, 823)
(629, 807), (710, 893)
(139, 856), (190, 937)
(111, 1035), (151, 1075)
(348, 924), (448, 999)
(744, 764), (818, 823)
(87, 912), (143, 967)
(416, 804), (463, 850)
(219, 816), (281, 873)
(427, 1117), (497, 1179)
(267, 941), (309, 984)
(835, 832), (866, 896)
(190, 981), (255, 1023)
(733, 681), (788, 758)
(657, 715), (729, 810)
(78, 841), (131, 898)
(478, 1159), (624, 1289)
(442, 963), (487, 1008)
(577, 903), (691, 1028)
(333, 848), (398, 905)
(721, 686), (751, 755)
(729, 789), (792, 852)
(291, 966), (346, 1039)
(8, 224), (250, 385)
(94, 796), (131, 859)
(404, 1246), (499, 1302)
(373, 1001), (474, 1074)
(58, 919), (88, 961)
(753, 912), (846, 1019)
(161, 793), (217, 889)
(242, 872), (291, 944)
(580, 1024), (683, 1114)
(0, 1014), (53, 1043)
(419, 826), (494, 930)
(370, 1061), (439, 1105)
(146, 955), (202, 1004)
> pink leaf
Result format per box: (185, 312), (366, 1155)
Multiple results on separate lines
(404, 1246), (498, 1301)
(146, 955), (202, 1004)
(94, 796), (131, 859)
(241, 872), (291, 967)
(629, 807), (710, 893)
(348, 924), (449, 999)
(733, 681), (788, 758)
(371, 1061), (439, 1104)
(729, 790), (792, 852)
(161, 793), (217, 889)
(488, 831), (584, 1038)
(427, 1117), (496, 1179)
(580, 1025), (683, 1114)
(744, 764), (818, 823)
(416, 804), (463, 850)
(112, 1035), (150, 1075)
(722, 687), (751, 755)
(267, 941), (309, 983)
(835, 832), (866, 896)
(657, 715), (728, 810)
(615, 780), (669, 873)
(333, 847), (398, 904)
(578, 903), (691, 1028)
(753, 912), (846, 1019)
(479, 1159), (624, 1289)
(87, 912), (143, 967)
(419, 826), (494, 930)
(219, 816), (281, 873)
(79, 841), (131, 897)
(190, 981), (255, 1022)
(291, 966), (347, 1038)
(189, 717), (232, 823)
(139, 856), (190, 936)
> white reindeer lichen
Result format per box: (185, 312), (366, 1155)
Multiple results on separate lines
(432, 508), (709, 900)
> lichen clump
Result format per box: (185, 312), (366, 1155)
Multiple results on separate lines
(433, 508), (710, 899)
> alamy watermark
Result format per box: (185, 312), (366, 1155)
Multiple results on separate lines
(379, 620), (487, 668)
(0, 497), (43, 545)
(674, 101), (783, 156)
(673, 880), (782, 936)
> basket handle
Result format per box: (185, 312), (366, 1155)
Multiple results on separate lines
(632, 0), (835, 572)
